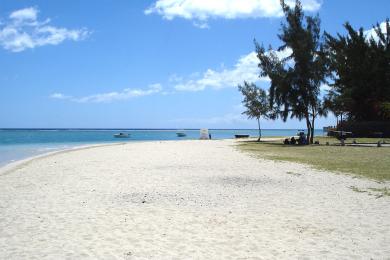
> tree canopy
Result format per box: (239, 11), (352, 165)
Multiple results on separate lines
(238, 81), (270, 141)
(324, 20), (390, 121)
(255, 0), (327, 143)
(239, 1), (389, 140)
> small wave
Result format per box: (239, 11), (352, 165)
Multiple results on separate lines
(37, 148), (58, 152)
(37, 145), (71, 152)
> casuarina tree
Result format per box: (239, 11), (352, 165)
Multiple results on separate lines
(324, 20), (390, 121)
(255, 0), (327, 144)
(238, 81), (270, 141)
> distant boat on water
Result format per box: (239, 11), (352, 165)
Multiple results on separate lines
(176, 130), (186, 137)
(114, 133), (130, 138)
(234, 134), (250, 138)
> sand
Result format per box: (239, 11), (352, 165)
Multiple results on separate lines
(0, 139), (389, 259)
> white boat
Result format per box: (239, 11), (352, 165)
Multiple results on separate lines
(114, 132), (130, 138)
(176, 130), (186, 137)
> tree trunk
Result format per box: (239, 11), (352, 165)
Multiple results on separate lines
(257, 117), (261, 142)
(310, 115), (315, 144)
(310, 121), (314, 144)
(305, 116), (311, 145)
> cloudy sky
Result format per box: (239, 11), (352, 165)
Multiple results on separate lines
(0, 0), (388, 128)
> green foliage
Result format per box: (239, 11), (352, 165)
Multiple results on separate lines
(255, 0), (327, 144)
(238, 81), (270, 141)
(238, 82), (269, 120)
(379, 102), (390, 119)
(324, 19), (390, 121)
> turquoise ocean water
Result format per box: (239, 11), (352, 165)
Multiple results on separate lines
(0, 129), (323, 166)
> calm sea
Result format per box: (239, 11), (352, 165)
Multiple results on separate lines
(0, 129), (324, 166)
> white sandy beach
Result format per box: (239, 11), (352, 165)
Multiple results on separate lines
(0, 139), (389, 259)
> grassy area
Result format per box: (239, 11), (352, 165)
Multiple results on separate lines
(238, 137), (390, 181)
(312, 137), (390, 145)
(349, 186), (390, 198)
(368, 187), (390, 198)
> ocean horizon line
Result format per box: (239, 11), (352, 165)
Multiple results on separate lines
(0, 128), (323, 131)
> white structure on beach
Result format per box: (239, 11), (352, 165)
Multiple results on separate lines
(200, 128), (209, 139)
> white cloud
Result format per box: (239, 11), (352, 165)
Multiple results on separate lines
(145, 0), (321, 28)
(51, 47), (292, 103)
(50, 84), (163, 103)
(174, 48), (292, 91)
(9, 7), (38, 21)
(168, 74), (184, 83)
(50, 93), (71, 100)
(0, 7), (90, 52)
(193, 20), (210, 29)
(364, 21), (388, 42)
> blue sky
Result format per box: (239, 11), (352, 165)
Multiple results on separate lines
(0, 0), (389, 129)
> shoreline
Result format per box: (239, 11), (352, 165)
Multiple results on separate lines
(0, 137), (284, 172)
(0, 129), (322, 167)
(0, 134), (370, 177)
(0, 142), (127, 176)
(0, 139), (195, 171)
(0, 138), (232, 174)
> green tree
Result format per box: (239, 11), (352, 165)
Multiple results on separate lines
(324, 19), (390, 121)
(323, 89), (352, 125)
(238, 81), (270, 141)
(255, 0), (327, 144)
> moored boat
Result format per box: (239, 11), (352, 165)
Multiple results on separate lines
(114, 133), (130, 138)
(234, 134), (250, 138)
(176, 130), (186, 137)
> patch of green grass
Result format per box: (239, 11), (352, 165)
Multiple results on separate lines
(238, 138), (390, 181)
(350, 186), (367, 193)
(313, 137), (390, 145)
(368, 187), (390, 198)
(349, 186), (390, 198)
(286, 171), (302, 176)
(286, 172), (302, 177)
